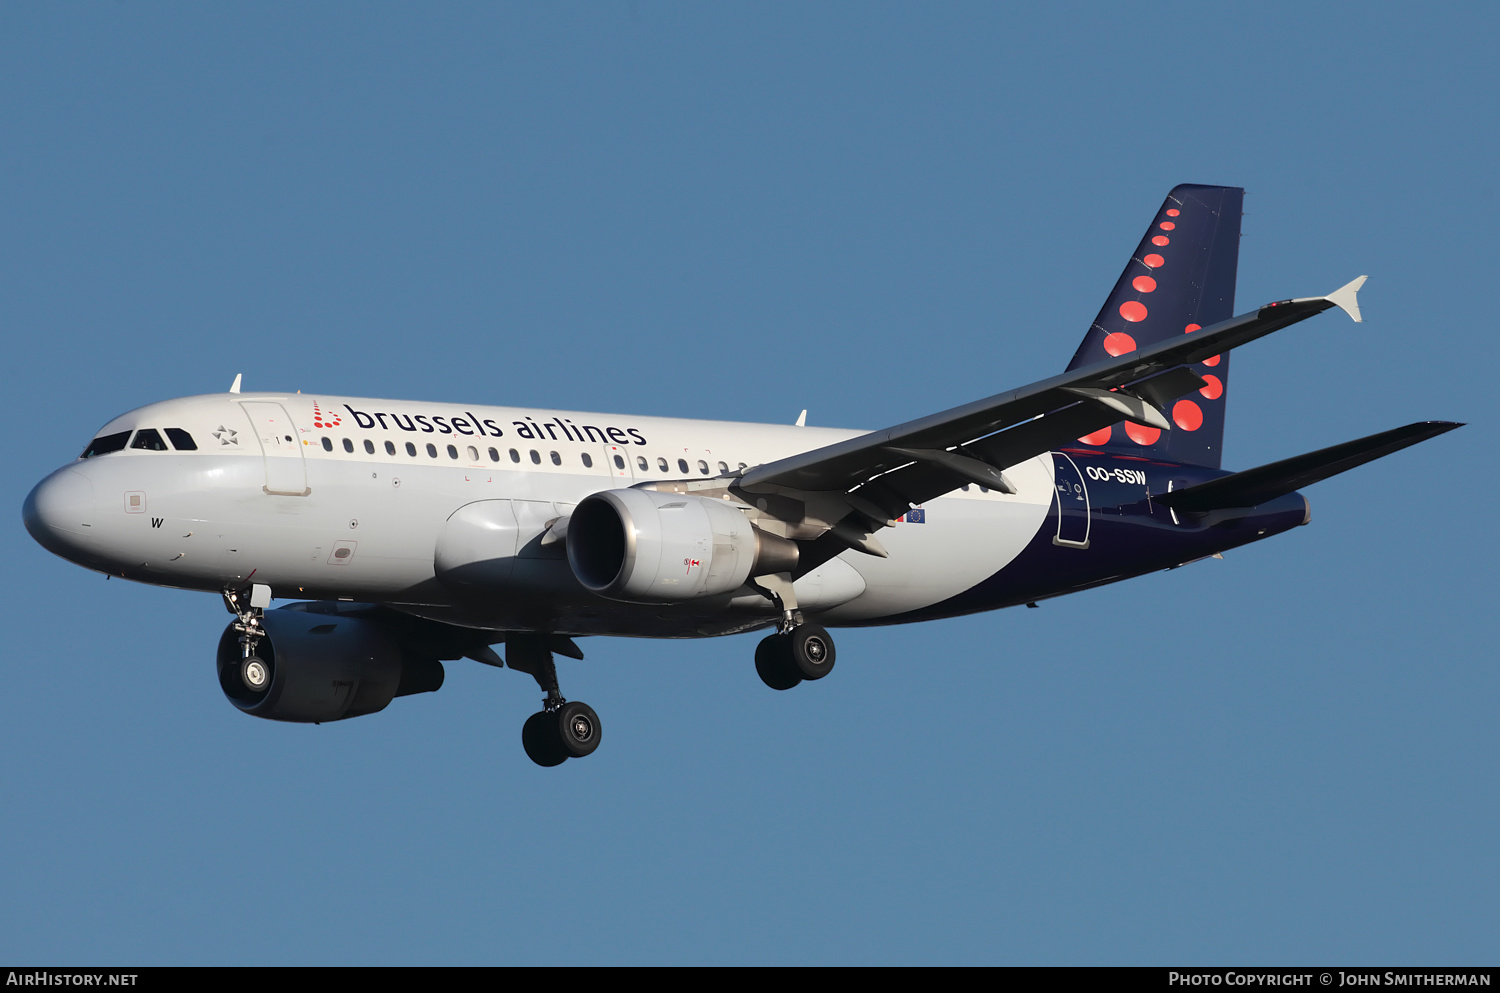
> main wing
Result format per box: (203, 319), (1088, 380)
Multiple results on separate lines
(739, 277), (1368, 529)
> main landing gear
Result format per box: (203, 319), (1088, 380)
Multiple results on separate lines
(521, 702), (600, 768)
(750, 572), (837, 690)
(506, 634), (601, 768)
(755, 623), (836, 690)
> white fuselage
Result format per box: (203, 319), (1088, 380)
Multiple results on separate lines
(29, 392), (1056, 638)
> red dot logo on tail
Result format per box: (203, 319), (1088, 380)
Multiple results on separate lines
(1173, 400), (1203, 431)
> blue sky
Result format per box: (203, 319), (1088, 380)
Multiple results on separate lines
(2, 3), (1495, 964)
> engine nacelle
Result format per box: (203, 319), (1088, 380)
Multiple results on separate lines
(216, 607), (444, 723)
(567, 488), (795, 603)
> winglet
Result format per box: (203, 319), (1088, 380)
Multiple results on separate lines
(795, 409), (807, 427)
(229, 373), (242, 394)
(1325, 275), (1366, 323)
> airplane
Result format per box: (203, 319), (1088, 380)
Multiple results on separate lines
(22, 184), (1461, 767)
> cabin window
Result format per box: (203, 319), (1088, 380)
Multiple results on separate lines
(657, 457), (669, 472)
(717, 461), (728, 474)
(737, 462), (747, 473)
(447, 444), (459, 460)
(406, 442), (417, 457)
(321, 437), (333, 452)
(385, 441), (396, 455)
(164, 428), (197, 451)
(530, 450), (541, 464)
(549, 451), (560, 465)
(510, 449), (520, 463)
(364, 439), (376, 455)
(677, 459), (689, 474)
(613, 454), (625, 469)
(343, 438), (354, 453)
(697, 460), (709, 475)
(488, 448), (500, 462)
(81, 431), (132, 458)
(426, 443), (438, 458)
(637, 456), (648, 471)
(468, 445), (480, 461)
(581, 453), (593, 468)
(130, 429), (169, 451)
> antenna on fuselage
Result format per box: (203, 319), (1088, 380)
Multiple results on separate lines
(229, 373), (242, 394)
(795, 409), (807, 427)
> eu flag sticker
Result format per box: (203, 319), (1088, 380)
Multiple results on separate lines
(905, 508), (926, 524)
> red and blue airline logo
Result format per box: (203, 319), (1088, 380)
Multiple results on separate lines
(311, 403), (342, 429)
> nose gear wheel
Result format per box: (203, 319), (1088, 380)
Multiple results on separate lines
(240, 656), (271, 693)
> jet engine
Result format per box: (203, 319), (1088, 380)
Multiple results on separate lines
(216, 606), (445, 723)
(567, 488), (796, 603)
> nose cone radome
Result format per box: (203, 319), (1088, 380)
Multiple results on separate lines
(23, 467), (96, 557)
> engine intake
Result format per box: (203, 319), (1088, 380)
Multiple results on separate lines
(567, 488), (796, 602)
(216, 607), (444, 723)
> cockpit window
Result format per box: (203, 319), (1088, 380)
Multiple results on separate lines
(130, 429), (169, 451)
(164, 428), (197, 451)
(81, 431), (131, 459)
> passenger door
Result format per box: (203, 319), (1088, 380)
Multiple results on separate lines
(240, 401), (309, 496)
(1051, 452), (1090, 548)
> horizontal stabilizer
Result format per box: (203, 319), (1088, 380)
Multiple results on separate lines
(1157, 421), (1463, 512)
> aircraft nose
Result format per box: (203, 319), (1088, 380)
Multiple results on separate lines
(23, 467), (96, 553)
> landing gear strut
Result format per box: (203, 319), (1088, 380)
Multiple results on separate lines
(750, 572), (836, 690)
(507, 634), (601, 767)
(222, 584), (273, 697)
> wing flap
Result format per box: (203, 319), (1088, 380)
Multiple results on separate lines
(1125, 366), (1210, 412)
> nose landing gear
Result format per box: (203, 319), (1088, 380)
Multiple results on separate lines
(240, 655), (272, 693)
(222, 584), (274, 698)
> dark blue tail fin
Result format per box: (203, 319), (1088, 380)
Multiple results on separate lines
(1067, 184), (1243, 468)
